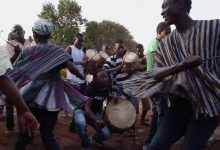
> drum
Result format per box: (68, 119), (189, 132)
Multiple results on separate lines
(105, 99), (136, 132)
(85, 49), (100, 74)
(123, 52), (139, 70)
(99, 51), (109, 65)
(86, 49), (100, 62)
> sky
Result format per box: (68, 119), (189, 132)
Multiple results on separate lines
(0, 0), (219, 48)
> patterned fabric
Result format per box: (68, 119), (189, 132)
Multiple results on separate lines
(119, 20), (220, 117)
(7, 43), (89, 112)
(0, 47), (13, 76)
(32, 19), (55, 35)
(155, 20), (220, 117)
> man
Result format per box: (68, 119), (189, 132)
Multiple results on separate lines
(4, 25), (31, 64)
(66, 33), (87, 132)
(136, 44), (146, 66)
(66, 33), (86, 94)
(7, 19), (89, 150)
(144, 0), (220, 149)
(4, 25), (31, 136)
(135, 44), (150, 125)
(143, 22), (171, 147)
(74, 69), (118, 149)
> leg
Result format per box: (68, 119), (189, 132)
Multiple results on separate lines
(6, 99), (14, 135)
(145, 96), (158, 145)
(31, 108), (60, 150)
(182, 115), (220, 150)
(148, 96), (193, 150)
(140, 97), (151, 123)
(87, 113), (111, 143)
(74, 109), (90, 149)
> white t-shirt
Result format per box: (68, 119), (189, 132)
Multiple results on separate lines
(66, 45), (85, 84)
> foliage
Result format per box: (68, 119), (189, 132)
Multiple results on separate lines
(84, 20), (137, 53)
(38, 0), (87, 47)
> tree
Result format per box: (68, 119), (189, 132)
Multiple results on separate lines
(84, 20), (137, 53)
(38, 0), (87, 47)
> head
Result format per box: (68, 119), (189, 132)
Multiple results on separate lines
(161, 0), (192, 26)
(156, 22), (171, 40)
(114, 39), (125, 57)
(92, 69), (109, 87)
(101, 44), (110, 52)
(11, 24), (25, 42)
(32, 19), (55, 43)
(73, 33), (84, 49)
(136, 44), (144, 58)
(8, 32), (15, 41)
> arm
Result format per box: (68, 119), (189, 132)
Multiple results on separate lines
(152, 55), (202, 80)
(84, 100), (97, 122)
(65, 60), (85, 80)
(0, 75), (38, 136)
(10, 45), (21, 64)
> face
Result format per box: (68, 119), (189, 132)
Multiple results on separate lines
(114, 43), (125, 56)
(73, 36), (84, 49)
(95, 71), (109, 87)
(136, 48), (144, 58)
(12, 25), (24, 41)
(161, 0), (180, 25)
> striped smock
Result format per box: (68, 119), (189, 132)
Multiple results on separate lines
(7, 43), (89, 112)
(154, 19), (220, 117)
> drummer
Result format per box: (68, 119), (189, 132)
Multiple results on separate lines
(74, 69), (119, 149)
(103, 39), (138, 110)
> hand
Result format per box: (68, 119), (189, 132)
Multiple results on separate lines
(17, 111), (39, 137)
(182, 55), (202, 69)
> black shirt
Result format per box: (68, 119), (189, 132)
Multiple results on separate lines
(86, 83), (110, 114)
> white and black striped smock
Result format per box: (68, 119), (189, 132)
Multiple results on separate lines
(154, 19), (220, 117)
(103, 55), (129, 90)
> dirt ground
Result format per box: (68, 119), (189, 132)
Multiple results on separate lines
(0, 103), (220, 150)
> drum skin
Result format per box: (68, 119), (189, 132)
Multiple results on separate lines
(105, 99), (136, 132)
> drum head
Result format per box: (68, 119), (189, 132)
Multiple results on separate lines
(105, 99), (136, 131)
(99, 51), (109, 60)
(124, 52), (138, 63)
(86, 49), (100, 61)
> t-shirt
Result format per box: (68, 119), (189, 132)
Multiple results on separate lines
(146, 38), (160, 71)
(66, 45), (85, 84)
(86, 83), (110, 114)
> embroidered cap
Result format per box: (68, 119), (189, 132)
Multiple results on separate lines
(32, 19), (55, 35)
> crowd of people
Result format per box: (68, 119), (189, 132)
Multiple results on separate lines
(0, 0), (219, 150)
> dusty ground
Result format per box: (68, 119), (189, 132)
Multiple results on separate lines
(0, 103), (220, 150)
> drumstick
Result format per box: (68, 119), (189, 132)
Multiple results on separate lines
(202, 56), (220, 61)
(0, 36), (16, 48)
